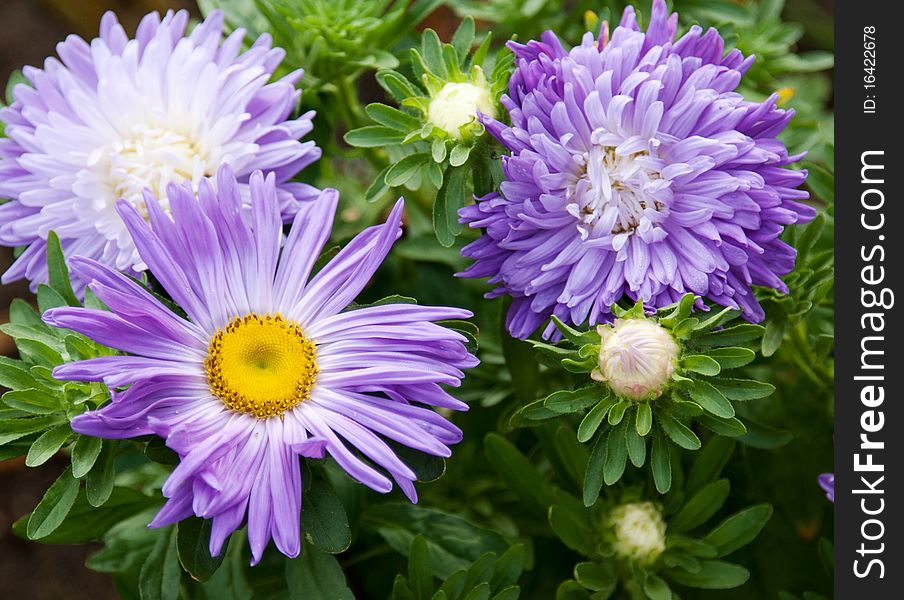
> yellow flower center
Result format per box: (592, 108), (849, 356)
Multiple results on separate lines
(204, 313), (318, 419)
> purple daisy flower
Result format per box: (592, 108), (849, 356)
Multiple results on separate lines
(818, 473), (834, 502)
(0, 9), (321, 293)
(459, 0), (814, 339)
(43, 165), (476, 563)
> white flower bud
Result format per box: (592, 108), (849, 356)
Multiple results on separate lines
(609, 501), (667, 564)
(593, 318), (679, 400)
(427, 80), (495, 139)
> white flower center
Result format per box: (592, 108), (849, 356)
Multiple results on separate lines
(594, 318), (678, 400)
(428, 81), (496, 139)
(89, 123), (213, 217)
(569, 145), (669, 242)
(609, 502), (667, 564)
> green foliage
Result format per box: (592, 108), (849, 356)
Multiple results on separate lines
(1, 1), (835, 599)
(345, 17), (512, 245)
(523, 296), (774, 495)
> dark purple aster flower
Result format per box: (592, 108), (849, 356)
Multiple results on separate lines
(0, 10), (321, 294)
(459, 0), (814, 339)
(43, 165), (476, 563)
(818, 473), (834, 502)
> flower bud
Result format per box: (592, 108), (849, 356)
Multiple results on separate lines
(593, 318), (679, 400)
(609, 501), (667, 565)
(427, 76), (495, 139)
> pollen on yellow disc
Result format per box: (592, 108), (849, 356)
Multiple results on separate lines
(204, 313), (318, 419)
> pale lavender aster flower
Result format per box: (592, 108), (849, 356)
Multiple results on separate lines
(818, 473), (834, 502)
(459, 0), (814, 339)
(44, 166), (475, 564)
(0, 10), (320, 293)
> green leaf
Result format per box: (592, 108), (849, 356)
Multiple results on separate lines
(344, 126), (405, 147)
(669, 479), (730, 533)
(46, 231), (81, 307)
(86, 439), (116, 507)
(603, 420), (628, 485)
(636, 402), (653, 436)
(695, 324), (763, 348)
(606, 399), (631, 426)
(26, 466), (80, 539)
(682, 355), (721, 376)
(202, 534), (253, 600)
(583, 429), (608, 506)
(386, 153), (430, 187)
(698, 414), (747, 437)
(705, 347), (756, 370)
(0, 356), (36, 391)
(366, 103), (422, 131)
(491, 544), (525, 590)
(2, 388), (61, 414)
(449, 144), (471, 167)
(686, 438), (735, 496)
(702, 504), (773, 557)
(408, 535), (434, 599)
(13, 486), (153, 545)
(652, 428), (672, 493)
(452, 16), (476, 60)
(667, 560), (749, 589)
(25, 424), (71, 467)
(644, 574), (672, 600)
(761, 318), (787, 357)
(737, 418), (792, 449)
(484, 433), (557, 511)
(285, 545), (355, 600)
(686, 381), (735, 418)
(577, 396), (616, 442)
(573, 562), (617, 595)
(626, 421), (646, 468)
(37, 284), (68, 312)
(368, 504), (508, 579)
(139, 527), (181, 600)
(433, 164), (468, 247)
(0, 415), (63, 446)
(66, 434), (103, 477)
(177, 517), (226, 582)
(710, 378), (775, 401)
(377, 70), (422, 102)
(302, 475), (351, 554)
(420, 29), (448, 78)
(658, 414), (702, 450)
(544, 386), (603, 414)
(549, 504), (595, 556)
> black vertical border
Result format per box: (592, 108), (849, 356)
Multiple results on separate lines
(835, 1), (900, 596)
